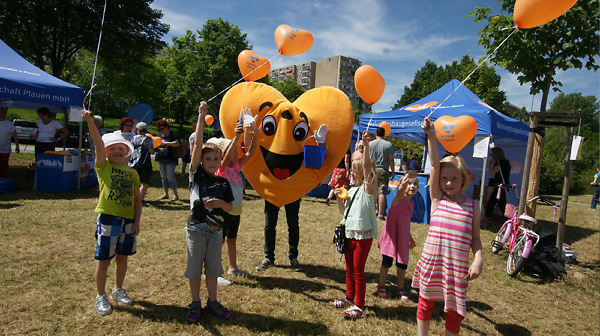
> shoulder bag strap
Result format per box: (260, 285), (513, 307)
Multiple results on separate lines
(343, 186), (360, 221)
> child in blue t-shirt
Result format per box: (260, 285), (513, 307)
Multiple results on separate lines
(83, 110), (142, 316)
(185, 102), (234, 322)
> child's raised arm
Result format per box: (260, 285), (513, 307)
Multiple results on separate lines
(422, 117), (442, 202)
(190, 102), (208, 172)
(362, 130), (374, 195)
(239, 121), (258, 166)
(391, 170), (418, 207)
(82, 109), (105, 167)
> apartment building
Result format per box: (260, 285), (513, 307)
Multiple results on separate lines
(269, 55), (371, 113)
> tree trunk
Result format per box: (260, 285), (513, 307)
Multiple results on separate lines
(524, 77), (551, 216)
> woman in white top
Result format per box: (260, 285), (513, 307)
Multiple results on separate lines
(32, 107), (69, 156)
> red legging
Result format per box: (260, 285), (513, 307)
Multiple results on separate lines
(344, 238), (372, 309)
(417, 296), (462, 334)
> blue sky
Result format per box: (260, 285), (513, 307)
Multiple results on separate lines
(150, 0), (599, 112)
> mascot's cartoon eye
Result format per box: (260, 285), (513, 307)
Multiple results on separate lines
(262, 115), (277, 136)
(293, 121), (309, 141)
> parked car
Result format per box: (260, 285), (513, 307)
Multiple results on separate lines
(12, 119), (37, 141)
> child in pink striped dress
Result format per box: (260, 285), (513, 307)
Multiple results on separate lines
(377, 170), (418, 301)
(412, 118), (483, 336)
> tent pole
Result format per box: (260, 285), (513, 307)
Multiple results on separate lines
(479, 157), (487, 218)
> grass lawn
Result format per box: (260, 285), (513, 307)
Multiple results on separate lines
(1, 155), (599, 335)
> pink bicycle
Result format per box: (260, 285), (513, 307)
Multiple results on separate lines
(490, 185), (559, 276)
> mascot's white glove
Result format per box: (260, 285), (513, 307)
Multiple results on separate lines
(242, 108), (257, 127)
(314, 124), (328, 144)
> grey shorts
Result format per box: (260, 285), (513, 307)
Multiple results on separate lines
(376, 167), (390, 195)
(184, 230), (223, 280)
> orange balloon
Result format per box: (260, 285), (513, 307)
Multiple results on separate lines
(237, 50), (271, 82)
(146, 133), (152, 137)
(152, 136), (162, 148)
(380, 121), (391, 137)
(469, 171), (476, 181)
(434, 115), (477, 154)
(205, 114), (215, 126)
(274, 24), (313, 56)
(514, 0), (577, 29)
(354, 65), (385, 105)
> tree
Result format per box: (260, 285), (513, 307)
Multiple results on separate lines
(271, 78), (306, 102)
(66, 50), (168, 118)
(160, 19), (251, 129)
(541, 93), (599, 194)
(393, 56), (507, 112)
(0, 0), (168, 79)
(471, 1), (599, 209)
(470, 0), (599, 113)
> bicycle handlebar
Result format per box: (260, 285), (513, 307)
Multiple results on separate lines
(526, 195), (558, 207)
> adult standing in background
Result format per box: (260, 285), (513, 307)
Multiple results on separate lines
(590, 166), (600, 210)
(155, 119), (180, 201)
(32, 107), (69, 156)
(114, 117), (135, 142)
(0, 107), (19, 178)
(129, 122), (155, 206)
(482, 147), (511, 227)
(369, 127), (395, 220)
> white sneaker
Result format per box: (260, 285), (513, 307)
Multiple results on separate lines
(217, 276), (231, 286)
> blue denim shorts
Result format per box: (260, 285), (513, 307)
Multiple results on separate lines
(94, 214), (137, 260)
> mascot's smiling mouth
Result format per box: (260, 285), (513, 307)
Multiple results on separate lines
(260, 146), (304, 180)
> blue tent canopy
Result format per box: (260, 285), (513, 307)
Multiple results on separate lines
(359, 79), (529, 143)
(0, 39), (84, 112)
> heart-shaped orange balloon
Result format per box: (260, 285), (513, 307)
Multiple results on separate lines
(274, 24), (313, 56)
(388, 180), (400, 190)
(354, 65), (385, 105)
(220, 82), (354, 207)
(237, 50), (270, 82)
(434, 115), (477, 154)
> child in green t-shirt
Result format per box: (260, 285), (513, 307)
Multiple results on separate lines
(83, 109), (142, 316)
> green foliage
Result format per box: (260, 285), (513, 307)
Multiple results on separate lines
(271, 78), (306, 102)
(0, 0), (168, 79)
(539, 93), (599, 194)
(160, 19), (251, 130)
(392, 55), (507, 112)
(470, 0), (599, 112)
(66, 50), (168, 119)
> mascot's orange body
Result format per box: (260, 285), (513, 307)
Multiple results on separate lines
(219, 82), (354, 207)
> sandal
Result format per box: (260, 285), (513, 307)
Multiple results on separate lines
(205, 300), (230, 319)
(330, 298), (352, 308)
(397, 289), (410, 301)
(343, 305), (366, 319)
(158, 195), (169, 200)
(376, 284), (387, 298)
(171, 196), (179, 201)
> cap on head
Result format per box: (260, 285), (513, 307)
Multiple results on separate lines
(136, 122), (148, 132)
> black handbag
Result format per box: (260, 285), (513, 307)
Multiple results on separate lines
(333, 188), (359, 254)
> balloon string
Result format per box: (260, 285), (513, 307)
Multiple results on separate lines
(366, 105), (376, 133)
(84, 0), (107, 110)
(207, 53), (280, 103)
(425, 27), (518, 119)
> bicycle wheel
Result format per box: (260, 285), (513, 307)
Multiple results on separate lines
(507, 235), (527, 276)
(491, 222), (508, 254)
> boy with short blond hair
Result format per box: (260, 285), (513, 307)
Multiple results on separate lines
(83, 110), (142, 316)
